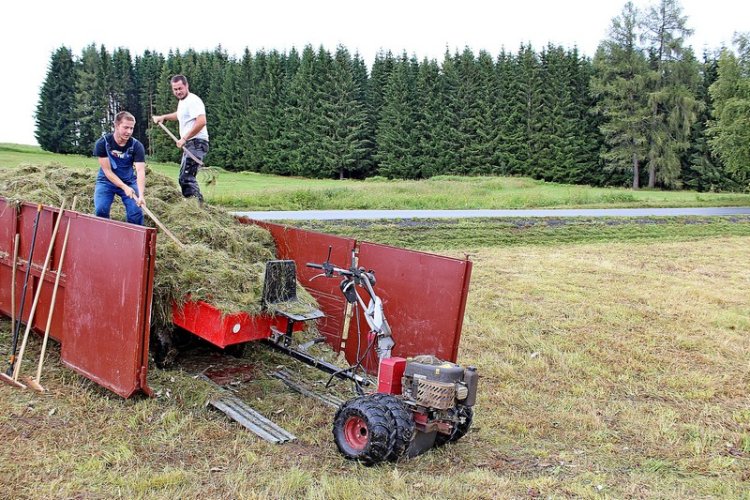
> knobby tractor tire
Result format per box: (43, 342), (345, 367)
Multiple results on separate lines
(434, 405), (474, 447)
(333, 395), (396, 465)
(371, 393), (415, 461)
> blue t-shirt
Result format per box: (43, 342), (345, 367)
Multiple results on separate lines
(93, 134), (145, 184)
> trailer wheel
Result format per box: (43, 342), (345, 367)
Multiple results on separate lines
(333, 396), (395, 465)
(435, 405), (473, 446)
(371, 393), (415, 461)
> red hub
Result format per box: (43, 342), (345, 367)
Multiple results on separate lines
(343, 416), (369, 450)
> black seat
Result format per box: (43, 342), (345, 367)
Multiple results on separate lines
(262, 260), (324, 322)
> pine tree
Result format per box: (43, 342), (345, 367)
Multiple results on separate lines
(35, 46), (78, 154)
(591, 2), (653, 188)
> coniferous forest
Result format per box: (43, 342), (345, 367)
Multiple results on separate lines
(34, 1), (750, 191)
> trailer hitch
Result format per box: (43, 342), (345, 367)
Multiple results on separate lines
(264, 328), (371, 388)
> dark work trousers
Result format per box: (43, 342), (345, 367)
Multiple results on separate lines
(179, 138), (208, 202)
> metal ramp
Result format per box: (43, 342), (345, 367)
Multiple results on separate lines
(200, 375), (296, 444)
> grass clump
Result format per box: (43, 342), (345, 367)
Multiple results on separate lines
(0, 164), (317, 328)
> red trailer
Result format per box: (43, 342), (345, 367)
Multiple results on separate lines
(0, 198), (477, 464)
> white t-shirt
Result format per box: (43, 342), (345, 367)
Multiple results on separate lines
(177, 92), (209, 141)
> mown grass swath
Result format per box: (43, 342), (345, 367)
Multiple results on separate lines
(1, 235), (748, 497)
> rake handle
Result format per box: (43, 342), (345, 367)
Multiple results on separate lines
(32, 197), (78, 389)
(156, 121), (204, 166)
(13, 200), (67, 381)
(141, 204), (185, 249)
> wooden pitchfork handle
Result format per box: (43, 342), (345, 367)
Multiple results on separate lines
(13, 199), (67, 382)
(156, 121), (204, 167)
(140, 204), (185, 249)
(27, 196), (78, 392)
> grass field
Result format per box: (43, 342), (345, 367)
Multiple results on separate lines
(1, 235), (748, 498)
(2, 143), (749, 210)
(1, 143), (749, 497)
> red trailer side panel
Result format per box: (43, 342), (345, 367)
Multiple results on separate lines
(356, 241), (472, 368)
(0, 198), (155, 399)
(244, 221), (472, 371)
(59, 213), (155, 398)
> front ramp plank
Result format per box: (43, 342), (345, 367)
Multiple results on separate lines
(199, 375), (296, 444)
(208, 395), (296, 444)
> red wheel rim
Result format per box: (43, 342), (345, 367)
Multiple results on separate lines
(343, 416), (368, 450)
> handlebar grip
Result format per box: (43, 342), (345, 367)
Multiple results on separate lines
(306, 263), (324, 269)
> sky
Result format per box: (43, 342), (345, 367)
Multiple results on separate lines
(2, 0), (747, 146)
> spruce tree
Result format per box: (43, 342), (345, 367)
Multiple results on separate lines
(135, 50), (166, 155)
(286, 45), (320, 177)
(683, 52), (738, 191)
(367, 51), (395, 174)
(375, 53), (420, 178)
(707, 34), (750, 184)
(320, 46), (370, 179)
(415, 58), (444, 178)
(75, 44), (107, 155)
(35, 46), (78, 154)
(641, 0), (701, 188)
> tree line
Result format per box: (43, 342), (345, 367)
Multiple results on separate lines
(34, 0), (750, 191)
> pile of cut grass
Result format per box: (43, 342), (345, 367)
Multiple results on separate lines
(0, 164), (316, 327)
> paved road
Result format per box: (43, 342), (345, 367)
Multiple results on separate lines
(233, 207), (750, 221)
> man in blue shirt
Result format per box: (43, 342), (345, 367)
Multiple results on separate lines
(93, 111), (146, 225)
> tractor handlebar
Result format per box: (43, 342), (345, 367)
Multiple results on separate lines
(306, 261), (375, 286)
(306, 261), (352, 277)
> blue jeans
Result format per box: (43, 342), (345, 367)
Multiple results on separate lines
(94, 178), (143, 225)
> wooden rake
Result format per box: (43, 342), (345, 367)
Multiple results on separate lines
(12, 199), (68, 385)
(24, 197), (77, 393)
(156, 121), (204, 166)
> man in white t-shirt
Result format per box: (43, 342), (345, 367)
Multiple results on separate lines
(153, 74), (208, 202)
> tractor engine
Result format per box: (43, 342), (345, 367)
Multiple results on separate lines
(398, 355), (478, 456)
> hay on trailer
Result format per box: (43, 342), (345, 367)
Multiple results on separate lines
(0, 164), (318, 329)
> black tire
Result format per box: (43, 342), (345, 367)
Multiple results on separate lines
(434, 405), (473, 447)
(371, 393), (415, 461)
(333, 396), (395, 465)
